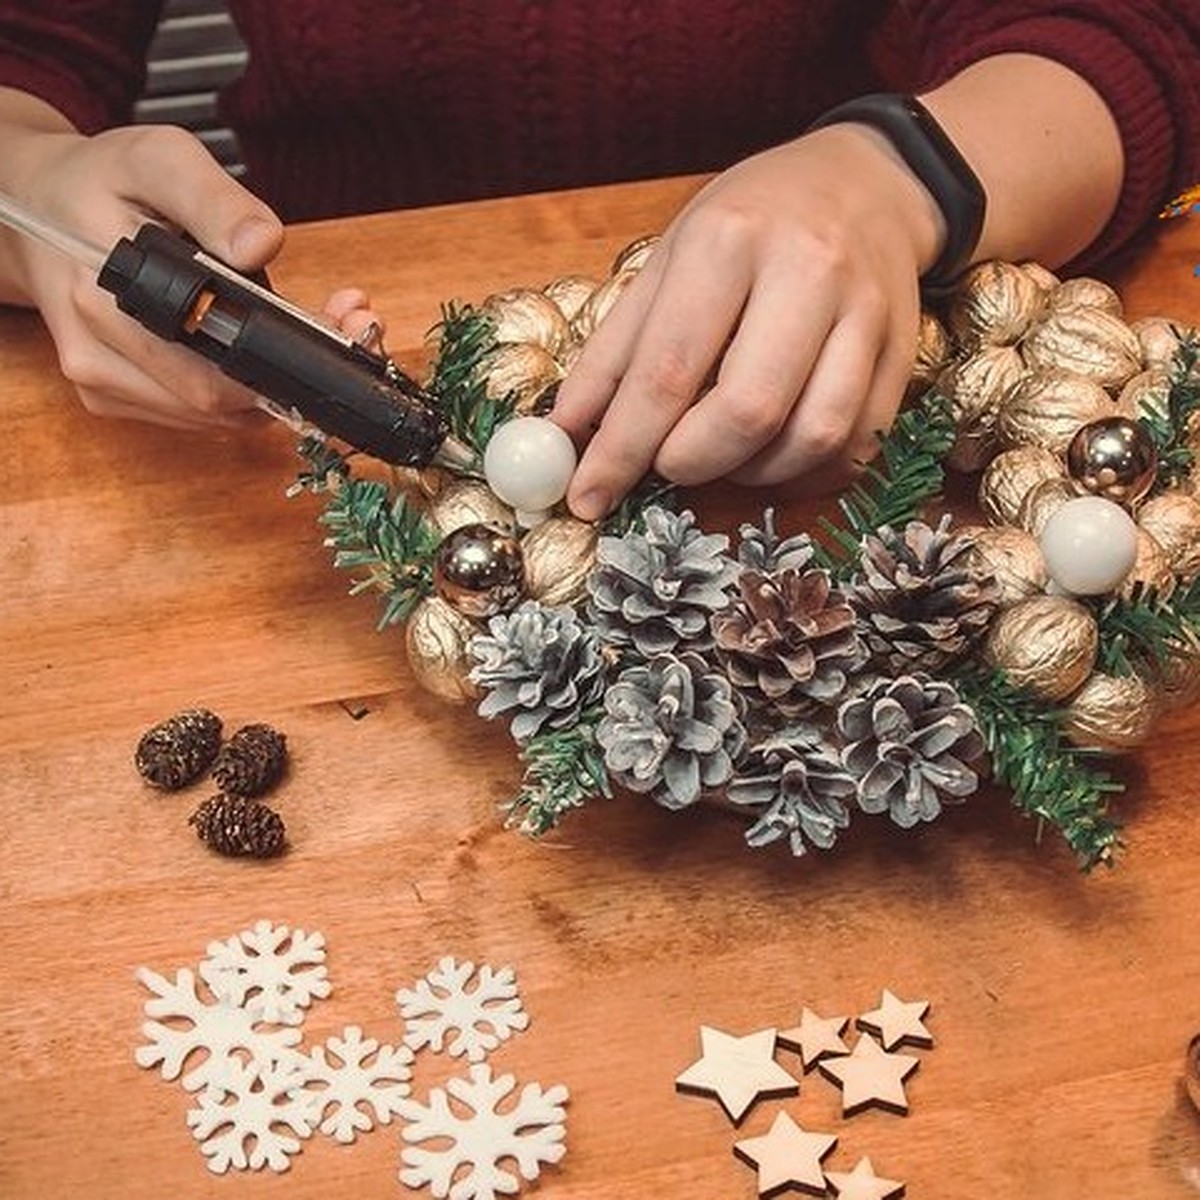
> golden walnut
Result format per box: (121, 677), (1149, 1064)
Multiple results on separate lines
(1049, 276), (1123, 316)
(428, 477), (516, 536)
(1061, 672), (1159, 752)
(978, 445), (1065, 526)
(1136, 491), (1200, 580)
(937, 344), (1025, 470)
(481, 288), (572, 359)
(572, 268), (638, 342)
(1020, 306), (1142, 391)
(404, 596), (482, 703)
(962, 525), (1048, 607)
(542, 274), (601, 325)
(520, 516), (599, 608)
(983, 594), (1098, 701)
(611, 233), (660, 275)
(907, 310), (952, 398)
(998, 368), (1116, 454)
(1120, 529), (1175, 600)
(478, 342), (563, 414)
(946, 260), (1045, 349)
(1016, 476), (1083, 537)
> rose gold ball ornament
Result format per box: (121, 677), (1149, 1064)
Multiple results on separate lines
(432, 523), (525, 618)
(483, 415), (578, 527)
(1039, 495), (1139, 595)
(1065, 416), (1158, 504)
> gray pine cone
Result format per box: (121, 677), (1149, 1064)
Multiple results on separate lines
(587, 505), (737, 656)
(851, 516), (999, 674)
(712, 567), (864, 718)
(838, 674), (985, 828)
(726, 725), (856, 856)
(737, 508), (816, 573)
(470, 600), (607, 741)
(596, 650), (746, 809)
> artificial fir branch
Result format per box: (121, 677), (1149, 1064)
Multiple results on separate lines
(1136, 333), (1200, 493)
(814, 388), (956, 576)
(1092, 575), (1200, 677)
(954, 668), (1124, 869)
(427, 303), (515, 453)
(504, 709), (612, 836)
(318, 476), (442, 627)
(290, 434), (352, 495)
(601, 474), (678, 537)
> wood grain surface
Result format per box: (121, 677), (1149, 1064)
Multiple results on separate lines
(2, 176), (1199, 1199)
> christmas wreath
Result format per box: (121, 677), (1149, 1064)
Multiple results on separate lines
(291, 205), (1200, 871)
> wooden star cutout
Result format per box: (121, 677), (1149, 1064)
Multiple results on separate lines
(825, 1156), (906, 1199)
(777, 1007), (850, 1071)
(856, 989), (932, 1050)
(817, 1034), (919, 1117)
(733, 1111), (837, 1198)
(675, 1025), (799, 1124)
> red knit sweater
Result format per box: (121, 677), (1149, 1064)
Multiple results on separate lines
(0, 1), (1196, 270)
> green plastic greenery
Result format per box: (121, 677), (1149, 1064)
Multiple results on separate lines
(954, 668), (1124, 869)
(505, 709), (613, 836)
(1135, 330), (1199, 493)
(426, 304), (515, 454)
(815, 388), (957, 576)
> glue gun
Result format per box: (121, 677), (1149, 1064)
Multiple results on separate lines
(0, 190), (474, 470)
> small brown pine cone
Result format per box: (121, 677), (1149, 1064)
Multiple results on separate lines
(713, 567), (862, 718)
(135, 708), (223, 790)
(211, 723), (288, 797)
(189, 794), (287, 859)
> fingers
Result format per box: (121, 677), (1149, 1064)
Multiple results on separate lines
(558, 229), (754, 520)
(112, 125), (283, 270)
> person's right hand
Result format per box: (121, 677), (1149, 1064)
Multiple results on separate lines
(0, 117), (283, 428)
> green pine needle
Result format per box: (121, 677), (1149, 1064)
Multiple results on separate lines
(504, 710), (612, 836)
(814, 387), (957, 576)
(1093, 575), (1200, 677)
(427, 303), (516, 453)
(1136, 331), (1200, 493)
(955, 668), (1124, 869)
(319, 476), (441, 627)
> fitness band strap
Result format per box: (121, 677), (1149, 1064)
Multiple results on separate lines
(807, 93), (988, 297)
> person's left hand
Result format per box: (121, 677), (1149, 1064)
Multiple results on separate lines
(550, 125), (945, 520)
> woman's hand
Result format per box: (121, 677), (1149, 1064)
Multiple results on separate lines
(0, 96), (283, 428)
(553, 54), (1124, 522)
(551, 125), (944, 520)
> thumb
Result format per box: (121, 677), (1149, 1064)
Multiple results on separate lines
(123, 127), (284, 271)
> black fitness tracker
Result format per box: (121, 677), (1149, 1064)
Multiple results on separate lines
(807, 92), (988, 297)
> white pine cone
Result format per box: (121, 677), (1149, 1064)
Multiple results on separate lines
(839, 674), (985, 828)
(596, 651), (746, 809)
(469, 601), (606, 741)
(736, 508), (816, 574)
(588, 506), (737, 656)
(726, 725), (857, 856)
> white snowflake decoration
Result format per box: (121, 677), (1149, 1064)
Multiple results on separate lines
(187, 1055), (315, 1174)
(398, 1063), (569, 1200)
(134, 966), (302, 1092)
(397, 957), (530, 1062)
(298, 1025), (415, 1144)
(200, 919), (331, 1026)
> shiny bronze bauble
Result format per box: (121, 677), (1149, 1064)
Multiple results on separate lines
(1066, 416), (1159, 504)
(432, 523), (525, 618)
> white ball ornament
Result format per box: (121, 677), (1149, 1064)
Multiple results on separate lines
(483, 416), (578, 526)
(1038, 495), (1139, 595)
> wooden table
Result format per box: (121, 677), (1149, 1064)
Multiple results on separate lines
(2, 177), (1199, 1199)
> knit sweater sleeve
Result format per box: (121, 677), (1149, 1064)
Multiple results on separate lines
(901, 0), (1200, 270)
(0, 3), (164, 130)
